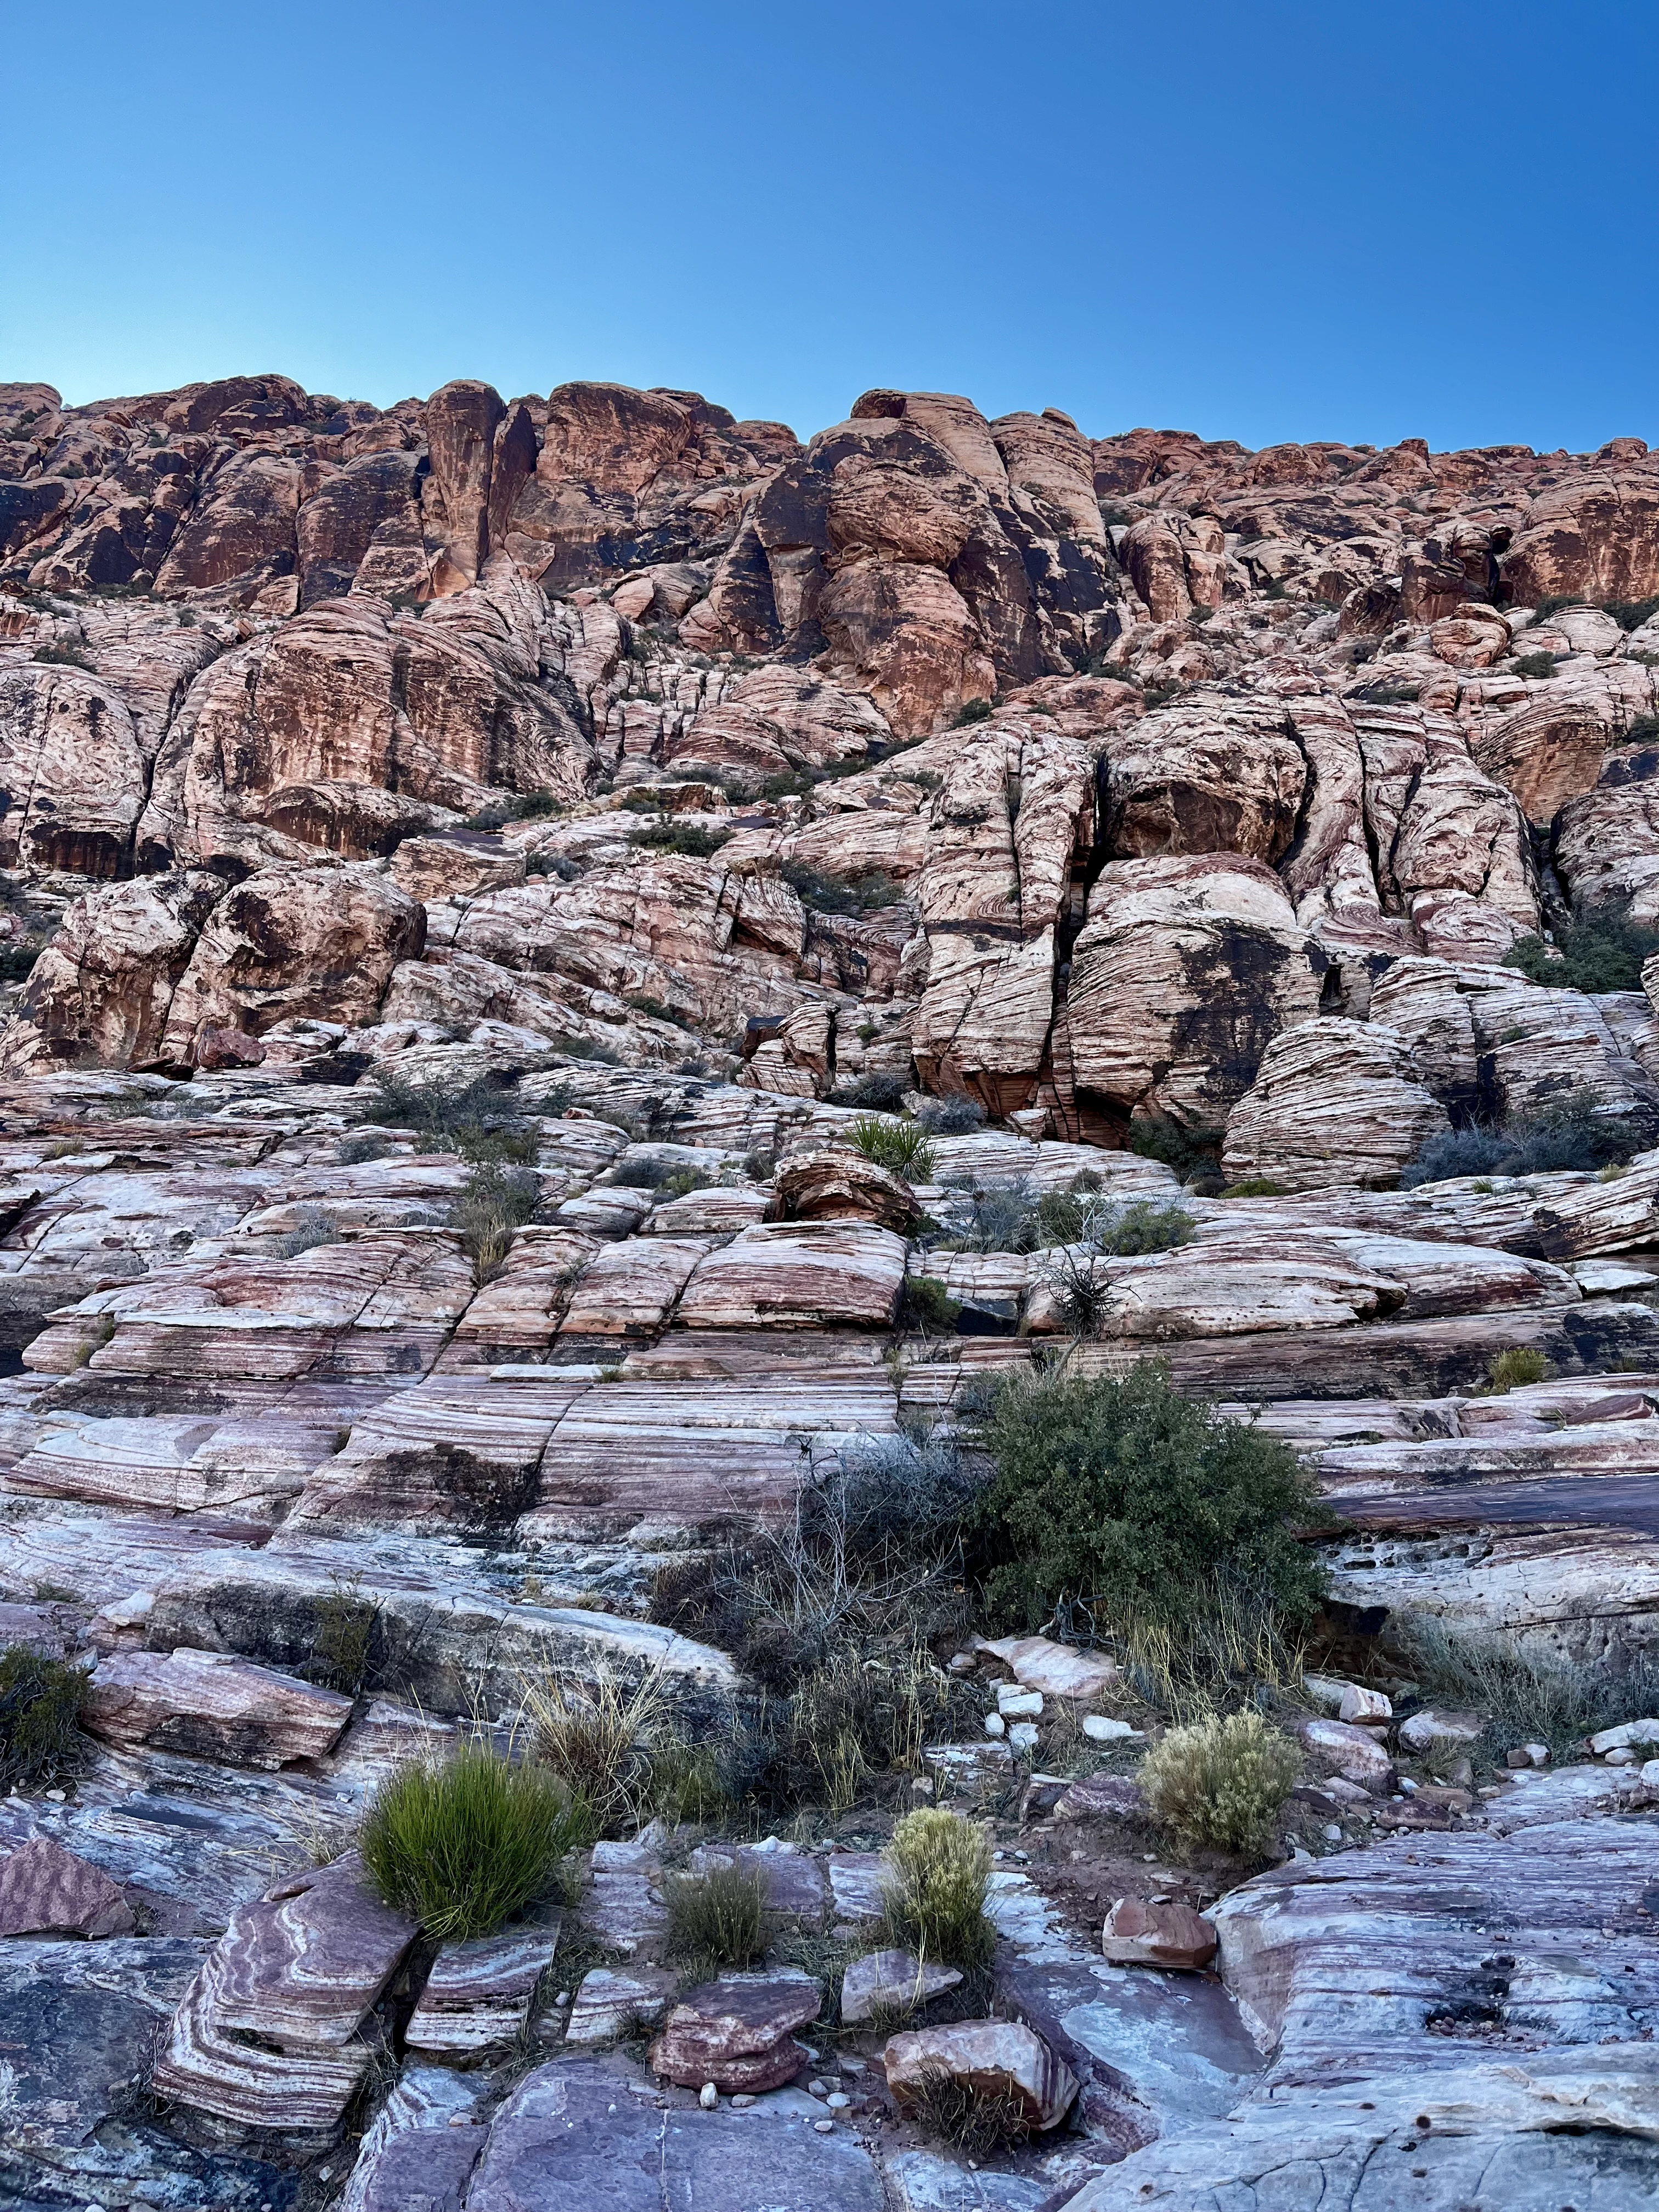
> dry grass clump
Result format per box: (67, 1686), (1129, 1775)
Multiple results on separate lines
(520, 1667), (669, 1833)
(1138, 1708), (1299, 1855)
(663, 1860), (769, 1968)
(905, 2067), (1032, 2156)
(452, 1161), (542, 1284)
(878, 1807), (996, 1968)
(359, 1747), (590, 1939)
(1485, 1345), (1550, 1394)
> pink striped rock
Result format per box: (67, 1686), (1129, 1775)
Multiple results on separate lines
(883, 2019), (1079, 2131)
(0, 1837), (134, 1938)
(83, 1647), (353, 1768)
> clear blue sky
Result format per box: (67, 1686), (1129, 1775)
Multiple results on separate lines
(4, 1), (1656, 454)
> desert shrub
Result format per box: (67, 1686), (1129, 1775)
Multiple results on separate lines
(851, 1114), (935, 1179)
(611, 1155), (674, 1188)
(970, 1362), (1325, 1636)
(1091, 1199), (1196, 1256)
(0, 1647), (88, 1791)
(781, 858), (904, 913)
(359, 1748), (588, 1939)
(32, 641), (94, 671)
(1397, 1615), (1659, 1766)
(1026, 1184), (1192, 1256)
(307, 1579), (380, 1696)
(902, 2069), (1031, 2155)
(902, 1274), (962, 1332)
(526, 851), (580, 881)
(361, 1072), (535, 1161)
(466, 788), (563, 830)
(1401, 1094), (1649, 1186)
(1139, 1709), (1300, 1855)
(274, 1205), (342, 1260)
(451, 1162), (542, 1285)
(630, 820), (732, 858)
(1606, 595), (1659, 631)
(879, 1807), (995, 1967)
(933, 1178), (1036, 1253)
(834, 1069), (911, 1110)
(1485, 1345), (1550, 1394)
(520, 1668), (669, 1833)
(951, 696), (994, 726)
(1128, 1118), (1219, 1181)
(1503, 912), (1659, 995)
(1221, 1177), (1288, 1198)
(915, 1095), (986, 1135)
(1513, 651), (1559, 679)
(663, 1860), (768, 1967)
(831, 1430), (984, 1560)
(336, 1131), (396, 1165)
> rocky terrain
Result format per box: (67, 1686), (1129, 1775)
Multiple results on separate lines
(1, 369), (1657, 2209)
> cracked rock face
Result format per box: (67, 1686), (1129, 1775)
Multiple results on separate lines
(3, 373), (1659, 2206)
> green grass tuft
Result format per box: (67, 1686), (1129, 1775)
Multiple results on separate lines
(359, 1747), (589, 1939)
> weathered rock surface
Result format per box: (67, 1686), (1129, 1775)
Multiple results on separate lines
(841, 1948), (964, 2026)
(83, 1647), (354, 1767)
(884, 2020), (1080, 2132)
(0, 1836), (134, 1938)
(650, 1967), (822, 2091)
(1099, 1897), (1217, 1972)
(9, 378), (1659, 2199)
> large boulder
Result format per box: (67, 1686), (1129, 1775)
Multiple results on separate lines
(1065, 853), (1326, 1137)
(155, 861), (423, 1058)
(0, 663), (148, 876)
(0, 867), (228, 1073)
(1221, 1017), (1451, 1190)
(910, 715), (1096, 1115)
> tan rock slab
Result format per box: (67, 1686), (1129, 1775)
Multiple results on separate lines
(82, 1647), (354, 1768)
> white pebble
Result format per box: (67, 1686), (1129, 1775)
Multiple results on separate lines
(826, 2092), (851, 2109)
(814, 2118), (835, 2134)
(699, 2083), (718, 2110)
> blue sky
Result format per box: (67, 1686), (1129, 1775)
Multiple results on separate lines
(3, 1), (1656, 453)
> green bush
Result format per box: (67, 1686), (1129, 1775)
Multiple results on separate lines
(1221, 1177), (1288, 1198)
(1402, 1093), (1649, 1185)
(358, 1748), (587, 1938)
(970, 1362), (1325, 1635)
(663, 1860), (768, 1967)
(1486, 1345), (1550, 1394)
(630, 820), (732, 859)
(902, 1275), (962, 1332)
(851, 1114), (935, 1180)
(1513, 651), (1558, 679)
(879, 1807), (995, 1967)
(1606, 595), (1659, 632)
(915, 1095), (986, 1135)
(1128, 1118), (1219, 1181)
(1139, 1709), (1300, 1855)
(1090, 1199), (1196, 1256)
(781, 859), (904, 914)
(361, 1073), (537, 1161)
(951, 697), (994, 726)
(0, 1647), (88, 1791)
(1503, 912), (1659, 995)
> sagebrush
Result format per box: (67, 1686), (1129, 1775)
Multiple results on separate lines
(1139, 1708), (1300, 1854)
(879, 1806), (995, 1967)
